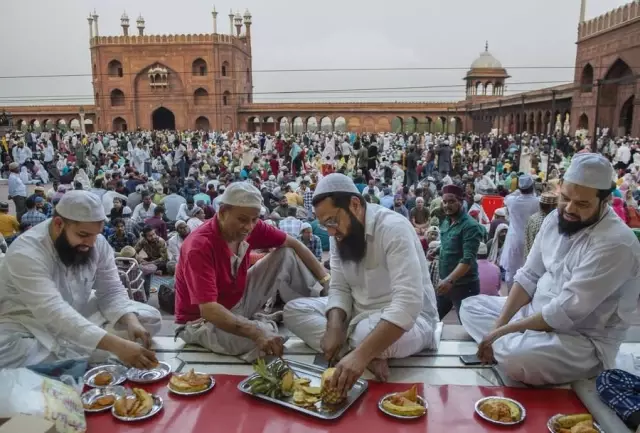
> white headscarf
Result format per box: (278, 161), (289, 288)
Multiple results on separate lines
(488, 223), (509, 265)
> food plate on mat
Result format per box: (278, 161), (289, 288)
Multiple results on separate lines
(82, 386), (127, 413)
(475, 396), (526, 425)
(378, 385), (427, 419)
(547, 413), (603, 433)
(237, 358), (368, 420)
(168, 369), (215, 396)
(112, 388), (163, 422)
(126, 361), (172, 383)
(83, 365), (127, 388)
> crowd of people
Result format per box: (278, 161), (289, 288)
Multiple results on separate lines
(2, 126), (640, 430)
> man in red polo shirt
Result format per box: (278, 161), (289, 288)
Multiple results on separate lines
(174, 182), (330, 360)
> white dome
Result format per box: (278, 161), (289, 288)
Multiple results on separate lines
(470, 43), (503, 69)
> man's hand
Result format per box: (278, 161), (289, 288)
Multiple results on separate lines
(127, 321), (152, 349)
(320, 325), (347, 363)
(436, 278), (454, 295)
(476, 328), (505, 364)
(114, 339), (158, 369)
(254, 330), (285, 357)
(329, 350), (369, 396)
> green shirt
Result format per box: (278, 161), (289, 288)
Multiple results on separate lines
(438, 211), (482, 286)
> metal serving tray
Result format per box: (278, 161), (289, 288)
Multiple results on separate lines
(237, 359), (368, 420)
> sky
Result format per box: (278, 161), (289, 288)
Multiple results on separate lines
(0, 0), (628, 106)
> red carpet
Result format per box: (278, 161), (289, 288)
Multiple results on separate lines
(85, 374), (588, 433)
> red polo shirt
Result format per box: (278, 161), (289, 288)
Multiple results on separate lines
(174, 216), (286, 324)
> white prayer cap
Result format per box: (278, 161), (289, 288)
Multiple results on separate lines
(219, 182), (263, 209)
(123, 206), (132, 216)
(55, 190), (106, 222)
(564, 153), (614, 190)
(518, 175), (534, 189)
(175, 220), (188, 228)
(313, 173), (360, 199)
(473, 194), (482, 203)
(300, 222), (312, 232)
(494, 207), (506, 217)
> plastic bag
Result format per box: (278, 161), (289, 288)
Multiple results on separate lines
(0, 368), (86, 433)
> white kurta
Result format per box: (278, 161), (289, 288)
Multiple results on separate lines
(519, 146), (532, 175)
(0, 221), (162, 368)
(499, 192), (539, 284)
(460, 208), (640, 385)
(283, 204), (439, 359)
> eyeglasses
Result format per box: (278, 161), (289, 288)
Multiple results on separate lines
(318, 211), (341, 230)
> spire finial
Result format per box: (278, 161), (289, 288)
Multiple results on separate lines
(485, 41), (489, 52)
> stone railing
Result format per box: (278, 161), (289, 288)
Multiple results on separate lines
(578, 0), (640, 40)
(90, 33), (240, 46)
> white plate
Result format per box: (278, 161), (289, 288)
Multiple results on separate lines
(167, 373), (215, 396)
(111, 394), (163, 422)
(378, 393), (427, 420)
(82, 386), (127, 413)
(474, 396), (526, 425)
(126, 361), (172, 383)
(547, 414), (604, 433)
(83, 365), (127, 388)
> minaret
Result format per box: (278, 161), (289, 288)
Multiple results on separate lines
(212, 6), (218, 34)
(243, 9), (252, 39)
(92, 9), (99, 37)
(137, 14), (145, 36)
(121, 11), (130, 36)
(87, 13), (94, 39)
(228, 9), (234, 36)
(579, 0), (587, 23)
(234, 11), (243, 37)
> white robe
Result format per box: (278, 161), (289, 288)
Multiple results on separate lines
(499, 192), (539, 285)
(460, 208), (640, 385)
(0, 221), (162, 368)
(283, 204), (439, 359)
(519, 146), (532, 175)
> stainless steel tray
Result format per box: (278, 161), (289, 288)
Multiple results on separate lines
(237, 359), (368, 420)
(82, 386), (127, 413)
(83, 365), (127, 388)
(126, 361), (171, 383)
(111, 394), (163, 422)
(378, 393), (427, 419)
(547, 414), (604, 433)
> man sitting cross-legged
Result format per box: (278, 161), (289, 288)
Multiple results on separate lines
(460, 154), (640, 386)
(174, 182), (330, 361)
(283, 173), (439, 395)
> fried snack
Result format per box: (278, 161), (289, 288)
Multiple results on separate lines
(479, 400), (514, 423)
(381, 386), (426, 417)
(555, 414), (594, 429)
(169, 369), (211, 393)
(93, 372), (113, 386)
(114, 389), (154, 418)
(83, 394), (115, 410)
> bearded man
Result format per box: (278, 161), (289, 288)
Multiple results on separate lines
(460, 154), (640, 386)
(0, 191), (161, 369)
(283, 173), (439, 395)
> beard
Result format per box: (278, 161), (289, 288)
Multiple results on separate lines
(54, 229), (94, 267)
(335, 211), (367, 263)
(557, 207), (601, 236)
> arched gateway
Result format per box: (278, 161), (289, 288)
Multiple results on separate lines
(152, 107), (175, 130)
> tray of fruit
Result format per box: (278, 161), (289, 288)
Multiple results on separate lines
(237, 358), (368, 420)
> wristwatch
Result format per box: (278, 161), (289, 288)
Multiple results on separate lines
(319, 274), (331, 285)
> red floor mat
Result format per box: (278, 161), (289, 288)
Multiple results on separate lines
(85, 375), (588, 433)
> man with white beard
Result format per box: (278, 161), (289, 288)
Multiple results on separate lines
(460, 154), (640, 386)
(284, 173), (439, 394)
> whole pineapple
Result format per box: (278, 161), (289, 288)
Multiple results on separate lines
(320, 368), (347, 405)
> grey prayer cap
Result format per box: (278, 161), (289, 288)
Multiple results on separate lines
(313, 173), (360, 199)
(219, 182), (263, 210)
(55, 190), (106, 222)
(564, 153), (614, 190)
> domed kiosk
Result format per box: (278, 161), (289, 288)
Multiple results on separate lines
(464, 42), (510, 100)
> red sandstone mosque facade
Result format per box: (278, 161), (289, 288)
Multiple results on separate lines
(3, 0), (639, 137)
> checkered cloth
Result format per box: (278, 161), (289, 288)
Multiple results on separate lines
(596, 369), (640, 423)
(21, 210), (47, 227)
(279, 217), (302, 238)
(298, 234), (323, 260)
(429, 258), (440, 287)
(303, 190), (314, 216)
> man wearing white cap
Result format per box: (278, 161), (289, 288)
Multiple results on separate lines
(0, 190), (162, 369)
(174, 182), (329, 361)
(499, 175), (539, 290)
(283, 173), (439, 394)
(460, 154), (640, 385)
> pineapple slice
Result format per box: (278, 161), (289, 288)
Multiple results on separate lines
(320, 368), (347, 405)
(302, 386), (321, 395)
(281, 370), (294, 393)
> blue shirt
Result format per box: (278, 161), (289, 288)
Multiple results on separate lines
(8, 174), (26, 198)
(380, 195), (394, 209)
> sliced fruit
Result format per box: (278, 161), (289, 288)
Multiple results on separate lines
(382, 399), (425, 416)
(302, 386), (321, 395)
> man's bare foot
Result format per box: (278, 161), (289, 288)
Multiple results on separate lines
(367, 358), (390, 382)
